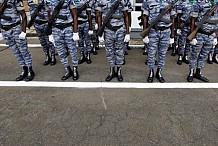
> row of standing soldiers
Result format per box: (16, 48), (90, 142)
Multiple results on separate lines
(0, 0), (217, 82)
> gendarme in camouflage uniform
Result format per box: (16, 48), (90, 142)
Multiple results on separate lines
(0, 0), (35, 81)
(142, 0), (176, 83)
(96, 0), (130, 82)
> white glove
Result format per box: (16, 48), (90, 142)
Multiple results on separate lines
(129, 27), (131, 32)
(0, 33), (3, 40)
(73, 32), (79, 41)
(169, 38), (174, 44)
(177, 29), (181, 35)
(94, 23), (98, 30)
(213, 38), (217, 46)
(98, 36), (104, 42)
(49, 34), (55, 44)
(88, 30), (93, 35)
(124, 34), (130, 42)
(18, 32), (26, 39)
(190, 38), (197, 45)
(143, 36), (149, 44)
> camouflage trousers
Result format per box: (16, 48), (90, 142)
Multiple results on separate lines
(178, 25), (191, 56)
(147, 28), (171, 69)
(78, 22), (91, 52)
(104, 26), (125, 67)
(34, 23), (55, 54)
(1, 25), (32, 67)
(189, 32), (215, 69)
(52, 26), (78, 68)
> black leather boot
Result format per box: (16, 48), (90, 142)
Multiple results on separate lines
(207, 53), (213, 64)
(156, 68), (165, 83)
(117, 66), (123, 81)
(182, 55), (190, 64)
(147, 69), (154, 83)
(187, 68), (194, 82)
(72, 66), (79, 81)
(95, 45), (99, 50)
(106, 67), (116, 82)
(177, 55), (182, 65)
(86, 52), (92, 64)
(212, 53), (218, 64)
(61, 66), (73, 80)
(15, 66), (28, 81)
(78, 51), (86, 64)
(92, 46), (98, 55)
(25, 66), (35, 81)
(43, 52), (51, 66)
(194, 68), (209, 82)
(50, 52), (56, 66)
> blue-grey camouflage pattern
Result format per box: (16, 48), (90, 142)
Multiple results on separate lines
(176, 0), (194, 56)
(0, 0), (32, 67)
(96, 0), (128, 67)
(76, 0), (92, 53)
(78, 22), (92, 52)
(104, 26), (126, 67)
(45, 0), (78, 68)
(142, 0), (176, 69)
(189, 1), (218, 69)
(27, 0), (55, 54)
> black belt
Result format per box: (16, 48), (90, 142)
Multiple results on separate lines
(152, 25), (170, 31)
(0, 21), (20, 31)
(78, 20), (87, 25)
(106, 23), (122, 31)
(198, 28), (214, 35)
(34, 20), (47, 25)
(53, 22), (72, 30)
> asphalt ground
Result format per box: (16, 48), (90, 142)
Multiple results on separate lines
(0, 36), (218, 146)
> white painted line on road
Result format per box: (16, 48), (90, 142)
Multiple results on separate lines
(0, 44), (144, 48)
(0, 81), (218, 88)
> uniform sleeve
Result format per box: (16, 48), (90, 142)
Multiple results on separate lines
(122, 0), (128, 11)
(142, 0), (149, 16)
(70, 0), (77, 9)
(95, 0), (102, 12)
(170, 5), (176, 16)
(176, 3), (182, 14)
(16, 0), (25, 11)
(190, 4), (198, 17)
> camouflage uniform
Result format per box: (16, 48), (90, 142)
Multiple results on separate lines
(0, 0), (35, 81)
(27, 0), (56, 66)
(176, 0), (194, 65)
(187, 1), (218, 82)
(96, 0), (129, 81)
(142, 0), (176, 83)
(76, 0), (92, 64)
(45, 0), (79, 80)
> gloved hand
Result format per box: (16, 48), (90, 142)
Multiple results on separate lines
(49, 34), (55, 44)
(94, 23), (98, 30)
(213, 38), (217, 46)
(177, 29), (181, 35)
(98, 36), (104, 42)
(73, 32), (79, 41)
(169, 38), (174, 44)
(18, 32), (26, 39)
(143, 36), (149, 44)
(124, 34), (130, 42)
(190, 38), (197, 45)
(88, 30), (93, 35)
(0, 33), (3, 40)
